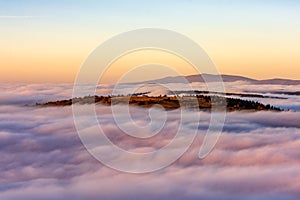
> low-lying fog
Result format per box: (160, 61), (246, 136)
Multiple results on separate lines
(0, 82), (299, 200)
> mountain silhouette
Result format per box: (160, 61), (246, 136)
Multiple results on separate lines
(133, 74), (300, 85)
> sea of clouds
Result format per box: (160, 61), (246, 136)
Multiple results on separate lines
(0, 82), (300, 200)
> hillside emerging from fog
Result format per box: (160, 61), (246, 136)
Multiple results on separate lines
(40, 95), (282, 112)
(132, 73), (300, 85)
(37, 73), (300, 111)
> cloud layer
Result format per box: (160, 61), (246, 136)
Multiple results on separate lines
(0, 83), (300, 200)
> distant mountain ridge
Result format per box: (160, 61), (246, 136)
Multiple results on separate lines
(134, 74), (300, 85)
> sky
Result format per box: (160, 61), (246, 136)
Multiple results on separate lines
(0, 0), (300, 83)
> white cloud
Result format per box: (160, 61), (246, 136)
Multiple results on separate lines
(0, 83), (299, 199)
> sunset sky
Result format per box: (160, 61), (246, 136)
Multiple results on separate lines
(1, 0), (300, 83)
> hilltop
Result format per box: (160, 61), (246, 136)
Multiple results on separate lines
(39, 95), (282, 112)
(131, 73), (300, 85)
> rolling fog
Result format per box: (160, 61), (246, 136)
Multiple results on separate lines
(0, 82), (299, 200)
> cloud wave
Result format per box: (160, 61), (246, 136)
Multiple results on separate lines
(0, 83), (300, 200)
